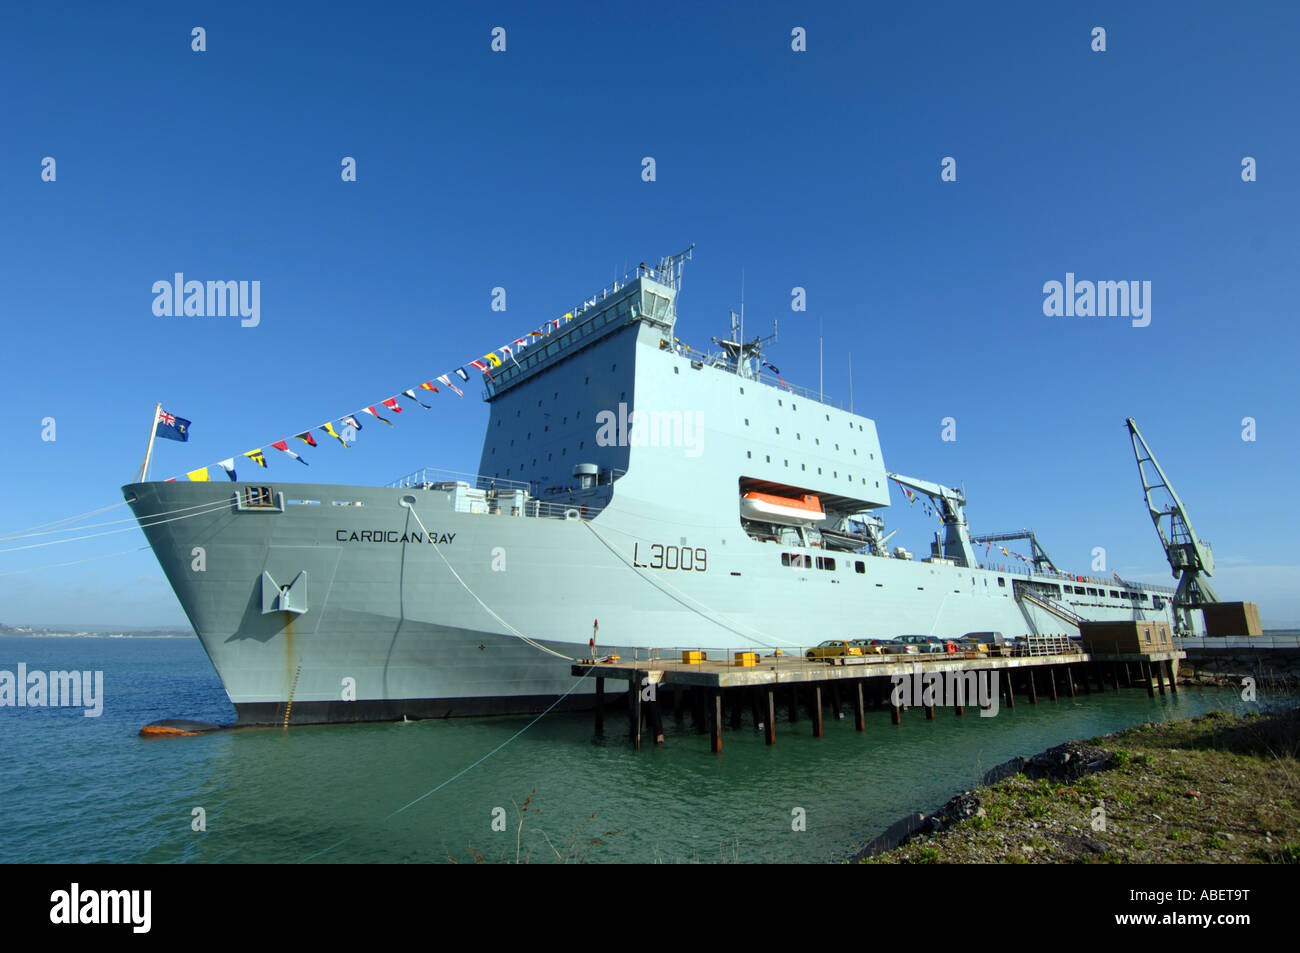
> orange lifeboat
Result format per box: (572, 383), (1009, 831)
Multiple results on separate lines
(740, 492), (825, 525)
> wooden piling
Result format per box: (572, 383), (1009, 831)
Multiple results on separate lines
(647, 696), (665, 745)
(811, 686), (824, 738)
(1143, 660), (1155, 698)
(1048, 667), (1058, 702)
(1028, 669), (1038, 704)
(1004, 669), (1015, 709)
(853, 681), (866, 732)
(1165, 659), (1178, 696)
(692, 687), (707, 734)
(764, 689), (777, 746)
(629, 675), (642, 750)
(1065, 666), (1076, 698)
(1112, 663), (1121, 692)
(709, 689), (723, 753)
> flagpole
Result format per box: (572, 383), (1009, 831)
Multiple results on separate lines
(136, 402), (161, 483)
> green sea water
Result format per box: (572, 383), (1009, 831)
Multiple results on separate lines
(0, 634), (1275, 863)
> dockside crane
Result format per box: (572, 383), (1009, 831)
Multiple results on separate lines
(1125, 417), (1218, 634)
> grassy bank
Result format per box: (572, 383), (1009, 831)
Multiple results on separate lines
(857, 708), (1300, 863)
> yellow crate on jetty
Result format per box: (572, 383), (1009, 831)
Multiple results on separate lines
(733, 652), (759, 667)
(681, 650), (707, 663)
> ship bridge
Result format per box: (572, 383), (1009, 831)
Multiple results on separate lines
(475, 248), (891, 518)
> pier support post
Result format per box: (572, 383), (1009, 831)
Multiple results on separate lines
(765, 689), (777, 746)
(1143, 660), (1155, 698)
(891, 696), (902, 725)
(1049, 667), (1058, 702)
(853, 681), (865, 732)
(1028, 669), (1038, 705)
(1094, 663), (1106, 694)
(647, 696), (665, 745)
(709, 689), (723, 754)
(954, 672), (965, 717)
(629, 675), (642, 750)
(1079, 662), (1090, 694)
(811, 686), (824, 738)
(692, 688), (708, 734)
(595, 676), (604, 733)
(1165, 659), (1178, 696)
(1065, 666), (1076, 698)
(1155, 660), (1166, 696)
(1124, 662), (1133, 686)
(831, 683), (843, 720)
(1004, 669), (1015, 709)
(1112, 663), (1120, 692)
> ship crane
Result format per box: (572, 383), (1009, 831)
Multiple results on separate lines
(1125, 417), (1218, 634)
(886, 473), (977, 568)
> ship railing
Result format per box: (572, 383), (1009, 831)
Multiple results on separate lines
(522, 499), (607, 520)
(386, 467), (530, 494)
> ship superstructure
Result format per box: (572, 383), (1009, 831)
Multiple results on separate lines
(124, 249), (1177, 724)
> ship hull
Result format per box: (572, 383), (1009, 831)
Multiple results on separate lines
(124, 478), (1175, 725)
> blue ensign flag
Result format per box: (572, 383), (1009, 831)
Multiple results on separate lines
(155, 411), (191, 442)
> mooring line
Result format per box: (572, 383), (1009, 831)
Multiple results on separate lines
(297, 667), (594, 864)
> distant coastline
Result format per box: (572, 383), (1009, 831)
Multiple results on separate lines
(0, 624), (194, 639)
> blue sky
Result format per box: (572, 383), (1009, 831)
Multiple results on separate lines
(2, 1), (1297, 626)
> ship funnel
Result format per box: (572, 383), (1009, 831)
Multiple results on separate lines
(573, 463), (600, 489)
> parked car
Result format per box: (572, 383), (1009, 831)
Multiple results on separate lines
(891, 634), (946, 654)
(961, 631), (1007, 655)
(806, 639), (863, 659)
(851, 638), (892, 655)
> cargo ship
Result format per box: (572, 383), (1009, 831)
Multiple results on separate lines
(124, 248), (1178, 724)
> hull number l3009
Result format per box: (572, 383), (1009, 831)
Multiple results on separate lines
(632, 542), (707, 571)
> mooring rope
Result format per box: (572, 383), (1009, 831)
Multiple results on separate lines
(580, 518), (797, 650)
(400, 500), (578, 662)
(297, 666), (594, 864)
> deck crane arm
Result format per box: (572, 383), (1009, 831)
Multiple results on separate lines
(887, 473), (977, 568)
(1125, 417), (1218, 633)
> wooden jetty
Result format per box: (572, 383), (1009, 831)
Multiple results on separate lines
(571, 643), (1184, 752)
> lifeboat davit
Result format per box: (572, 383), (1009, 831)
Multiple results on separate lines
(740, 492), (825, 525)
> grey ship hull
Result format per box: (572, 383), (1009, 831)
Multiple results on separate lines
(123, 476), (1171, 725)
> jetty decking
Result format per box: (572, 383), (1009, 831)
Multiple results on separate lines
(571, 646), (1185, 752)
